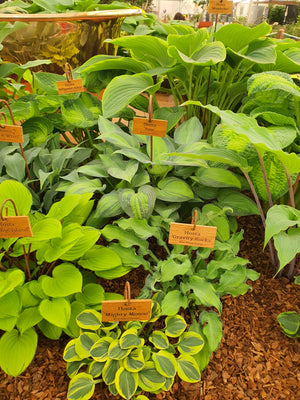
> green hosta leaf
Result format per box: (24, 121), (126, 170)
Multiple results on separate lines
(277, 312), (300, 338)
(61, 226), (100, 261)
(75, 283), (105, 306)
(272, 151), (300, 176)
(23, 116), (53, 146)
(274, 229), (300, 273)
(0, 180), (32, 216)
(201, 203), (230, 242)
(0, 328), (38, 377)
(61, 96), (96, 129)
(87, 360), (105, 378)
(76, 309), (102, 331)
(265, 205), (300, 247)
(108, 340), (131, 360)
(217, 190), (259, 216)
(78, 245), (122, 272)
(118, 185), (156, 220)
(0, 290), (21, 319)
(195, 167), (241, 189)
(102, 73), (154, 118)
(165, 315), (187, 338)
(123, 348), (145, 373)
(108, 243), (149, 271)
(149, 331), (170, 350)
(167, 29), (209, 57)
(67, 372), (95, 400)
(177, 354), (201, 383)
(94, 191), (123, 219)
(161, 290), (188, 316)
(153, 106), (185, 133)
(138, 361), (166, 392)
(16, 307), (42, 334)
(120, 328), (143, 350)
(102, 359), (120, 385)
(156, 177), (194, 202)
(152, 350), (177, 378)
(4, 153), (25, 181)
(90, 337), (113, 362)
(229, 38), (276, 64)
(98, 116), (139, 149)
(200, 311), (222, 353)
(177, 332), (204, 355)
(78, 54), (149, 74)
(34, 72), (65, 94)
(39, 298), (71, 329)
(186, 276), (222, 314)
(64, 301), (86, 338)
(46, 194), (82, 220)
(101, 225), (148, 253)
(168, 41), (226, 66)
(115, 367), (138, 400)
(0, 269), (25, 298)
(107, 158), (139, 183)
(248, 71), (300, 98)
(174, 117), (203, 144)
(38, 320), (62, 340)
(40, 263), (82, 297)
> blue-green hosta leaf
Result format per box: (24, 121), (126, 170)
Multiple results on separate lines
(265, 205), (300, 247)
(0, 328), (38, 377)
(39, 297), (71, 329)
(102, 73), (154, 118)
(118, 185), (156, 220)
(277, 312), (300, 338)
(214, 21), (271, 52)
(123, 348), (145, 373)
(174, 117), (203, 144)
(102, 359), (120, 385)
(161, 290), (188, 316)
(0, 180), (32, 216)
(165, 315), (187, 338)
(138, 361), (166, 392)
(160, 255), (192, 282)
(107, 158), (139, 183)
(39, 263), (82, 297)
(115, 367), (139, 400)
(149, 331), (170, 350)
(156, 177), (194, 202)
(200, 311), (223, 353)
(177, 331), (204, 355)
(176, 354), (201, 383)
(152, 350), (177, 378)
(109, 35), (174, 68)
(153, 106), (185, 133)
(195, 167), (241, 189)
(98, 115), (139, 149)
(217, 189), (259, 216)
(274, 229), (300, 273)
(0, 268), (25, 298)
(5, 99), (37, 123)
(76, 309), (102, 331)
(67, 372), (95, 400)
(4, 153), (25, 181)
(78, 245), (122, 272)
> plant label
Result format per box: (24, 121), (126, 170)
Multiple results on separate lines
(0, 124), (23, 143)
(101, 299), (152, 322)
(208, 0), (233, 14)
(0, 216), (33, 238)
(169, 223), (217, 248)
(132, 117), (167, 137)
(56, 79), (84, 94)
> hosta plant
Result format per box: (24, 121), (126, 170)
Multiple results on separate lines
(65, 307), (205, 400)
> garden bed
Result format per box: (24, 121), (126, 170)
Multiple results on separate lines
(1, 215), (299, 400)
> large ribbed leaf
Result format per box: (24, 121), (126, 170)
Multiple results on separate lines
(174, 117), (203, 144)
(61, 96), (96, 128)
(248, 71), (300, 98)
(0, 180), (32, 216)
(156, 177), (194, 202)
(228, 39), (276, 64)
(168, 41), (226, 66)
(22, 116), (53, 146)
(39, 263), (82, 297)
(118, 185), (156, 220)
(78, 245), (122, 272)
(78, 55), (149, 74)
(273, 46), (300, 74)
(167, 30), (209, 57)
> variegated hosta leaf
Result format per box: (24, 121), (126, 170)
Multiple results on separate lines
(76, 309), (102, 331)
(120, 328), (144, 349)
(67, 360), (90, 379)
(90, 337), (114, 362)
(165, 315), (187, 338)
(118, 185), (156, 220)
(148, 300), (161, 323)
(108, 339), (131, 360)
(67, 373), (95, 400)
(123, 348), (145, 373)
(138, 361), (166, 392)
(176, 355), (201, 383)
(102, 359), (120, 385)
(64, 340), (82, 362)
(115, 367), (139, 400)
(152, 350), (177, 378)
(87, 360), (105, 378)
(149, 331), (170, 350)
(75, 333), (100, 359)
(177, 332), (204, 355)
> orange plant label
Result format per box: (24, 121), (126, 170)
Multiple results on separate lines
(101, 299), (152, 322)
(0, 216), (33, 238)
(208, 0), (233, 14)
(169, 223), (217, 248)
(0, 124), (23, 143)
(132, 117), (167, 137)
(56, 79), (84, 94)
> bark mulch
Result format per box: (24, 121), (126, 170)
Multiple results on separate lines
(0, 216), (299, 400)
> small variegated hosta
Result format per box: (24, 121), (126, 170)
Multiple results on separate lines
(64, 306), (205, 400)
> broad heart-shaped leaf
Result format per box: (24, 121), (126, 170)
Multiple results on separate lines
(4, 153), (25, 181)
(109, 35), (174, 68)
(78, 245), (122, 272)
(177, 331), (204, 355)
(217, 189), (259, 217)
(123, 348), (145, 373)
(174, 117), (203, 144)
(120, 329), (143, 350)
(20, 218), (62, 245)
(67, 372), (95, 400)
(200, 311), (223, 353)
(149, 331), (170, 350)
(167, 29), (209, 57)
(101, 225), (149, 253)
(118, 185), (156, 220)
(0, 328), (38, 377)
(138, 361), (166, 392)
(194, 167), (241, 189)
(75, 283), (105, 306)
(277, 312), (300, 338)
(78, 54), (149, 74)
(98, 116), (140, 150)
(156, 177), (194, 202)
(176, 354), (201, 383)
(274, 229), (300, 273)
(264, 205), (300, 247)
(168, 41), (226, 66)
(214, 21), (271, 52)
(152, 351), (177, 378)
(228, 38), (276, 64)
(106, 157), (139, 183)
(61, 226), (100, 261)
(22, 116), (53, 146)
(102, 73), (154, 118)
(61, 96), (97, 129)
(165, 315), (187, 338)
(0, 268), (25, 298)
(46, 194), (82, 220)
(273, 46), (300, 74)
(94, 191), (123, 219)
(0, 180), (32, 216)
(16, 307), (42, 335)
(39, 297), (71, 329)
(39, 263), (82, 297)
(161, 290), (188, 316)
(76, 309), (102, 331)
(153, 106), (185, 133)
(115, 367), (138, 400)
(184, 276), (222, 314)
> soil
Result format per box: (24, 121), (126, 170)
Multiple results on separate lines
(0, 215), (299, 400)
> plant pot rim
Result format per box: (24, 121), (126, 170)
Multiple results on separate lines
(0, 8), (142, 22)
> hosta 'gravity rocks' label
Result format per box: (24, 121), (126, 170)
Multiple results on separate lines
(169, 223), (217, 248)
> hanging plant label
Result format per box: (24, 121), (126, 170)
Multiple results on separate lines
(132, 117), (167, 137)
(169, 223), (217, 248)
(0, 216), (33, 238)
(208, 0), (233, 14)
(56, 79), (84, 95)
(0, 124), (23, 143)
(101, 299), (152, 322)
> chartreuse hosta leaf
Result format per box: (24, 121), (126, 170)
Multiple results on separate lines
(115, 367), (139, 400)
(108, 339), (132, 360)
(0, 268), (25, 298)
(177, 332), (204, 355)
(67, 372), (96, 400)
(87, 360), (106, 378)
(167, 29), (209, 57)
(39, 263), (82, 297)
(76, 309), (102, 331)
(176, 354), (201, 383)
(16, 307), (43, 334)
(39, 297), (71, 329)
(152, 350), (177, 378)
(120, 328), (144, 349)
(90, 337), (114, 362)
(61, 226), (100, 261)
(123, 348), (145, 373)
(165, 315), (187, 338)
(161, 290), (188, 316)
(0, 328), (38, 377)
(75, 283), (105, 306)
(247, 71), (300, 98)
(138, 361), (166, 392)
(102, 358), (120, 385)
(0, 180), (32, 216)
(149, 331), (169, 350)
(78, 245), (122, 273)
(64, 339), (82, 363)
